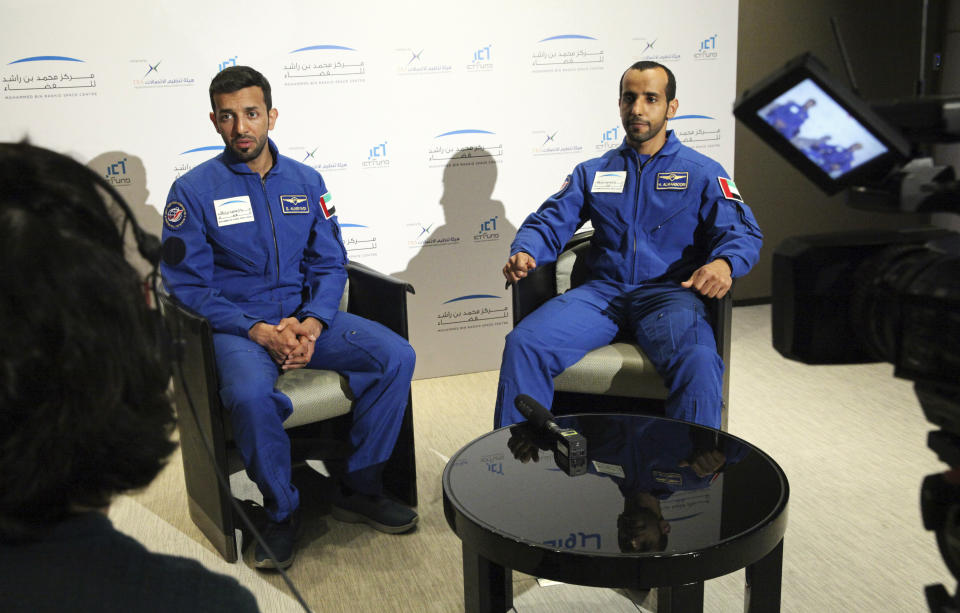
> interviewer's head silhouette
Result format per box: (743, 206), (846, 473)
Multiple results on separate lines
(0, 142), (175, 542)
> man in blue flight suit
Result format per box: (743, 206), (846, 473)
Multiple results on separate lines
(763, 98), (816, 140)
(496, 61), (763, 429)
(160, 66), (417, 570)
(813, 141), (862, 176)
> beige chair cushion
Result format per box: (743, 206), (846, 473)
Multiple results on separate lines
(555, 245), (579, 295)
(276, 369), (353, 429)
(553, 342), (669, 399)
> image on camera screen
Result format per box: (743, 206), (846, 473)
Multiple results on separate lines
(758, 78), (888, 179)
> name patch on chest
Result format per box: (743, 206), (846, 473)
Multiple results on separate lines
(591, 171), (626, 193)
(280, 194), (310, 214)
(213, 195), (255, 227)
(656, 171), (689, 190)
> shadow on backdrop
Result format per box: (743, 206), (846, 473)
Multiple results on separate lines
(87, 151), (159, 279)
(392, 148), (517, 378)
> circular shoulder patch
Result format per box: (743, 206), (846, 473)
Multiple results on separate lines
(163, 201), (187, 230)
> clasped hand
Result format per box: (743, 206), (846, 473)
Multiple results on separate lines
(248, 317), (323, 370)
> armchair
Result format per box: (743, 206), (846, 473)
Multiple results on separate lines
(158, 261), (418, 562)
(511, 230), (733, 430)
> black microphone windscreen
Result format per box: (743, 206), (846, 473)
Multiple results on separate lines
(514, 394), (553, 429)
(162, 237), (186, 267)
(138, 232), (162, 267)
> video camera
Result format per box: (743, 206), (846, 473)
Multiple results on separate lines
(734, 52), (960, 611)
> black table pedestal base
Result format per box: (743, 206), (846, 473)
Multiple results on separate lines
(745, 540), (784, 613)
(658, 581), (705, 613)
(460, 539), (785, 613)
(463, 543), (512, 613)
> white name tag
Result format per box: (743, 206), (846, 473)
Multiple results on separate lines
(592, 460), (625, 478)
(591, 171), (626, 193)
(213, 195), (255, 227)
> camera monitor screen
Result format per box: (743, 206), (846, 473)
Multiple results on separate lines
(734, 54), (911, 194)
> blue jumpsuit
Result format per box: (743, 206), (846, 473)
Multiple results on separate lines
(495, 132), (762, 429)
(763, 101), (809, 139)
(161, 139), (414, 522)
(813, 144), (855, 175)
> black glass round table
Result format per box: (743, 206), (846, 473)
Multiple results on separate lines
(442, 414), (789, 613)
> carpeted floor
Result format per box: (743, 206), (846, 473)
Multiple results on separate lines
(113, 304), (953, 612)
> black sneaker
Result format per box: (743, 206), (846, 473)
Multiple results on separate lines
(254, 509), (300, 569)
(331, 493), (418, 534)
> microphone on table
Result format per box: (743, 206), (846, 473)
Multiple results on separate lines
(514, 394), (587, 476)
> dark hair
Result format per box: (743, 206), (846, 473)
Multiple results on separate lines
(617, 510), (669, 553)
(209, 65), (272, 112)
(619, 61), (677, 101)
(0, 142), (176, 542)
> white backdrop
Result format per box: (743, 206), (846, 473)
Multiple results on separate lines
(2, 0), (739, 379)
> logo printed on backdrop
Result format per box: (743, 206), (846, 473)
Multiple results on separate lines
(395, 47), (453, 75)
(466, 45), (493, 72)
(406, 221), (460, 248)
(217, 56), (239, 72)
(474, 216), (500, 242)
(531, 34), (604, 73)
(287, 145), (349, 173)
(339, 222), (379, 257)
(363, 140), (389, 169)
(694, 34), (719, 61)
(429, 129), (502, 168)
(104, 156), (132, 186)
(671, 114), (721, 151)
(282, 45), (366, 87)
(595, 125), (621, 151)
(129, 59), (196, 89)
(632, 37), (681, 63)
(174, 145), (224, 179)
(435, 294), (509, 332)
(531, 129), (583, 157)
(3, 55), (97, 100)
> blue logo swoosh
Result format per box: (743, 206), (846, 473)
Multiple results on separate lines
(291, 45), (356, 53)
(180, 146), (225, 155)
(9, 56), (84, 64)
(671, 115), (715, 121)
(435, 129), (495, 138)
(444, 294), (501, 303)
(538, 35), (597, 42)
(340, 223), (368, 228)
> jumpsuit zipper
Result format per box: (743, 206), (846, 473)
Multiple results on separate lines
(632, 153), (656, 284)
(260, 174), (281, 286)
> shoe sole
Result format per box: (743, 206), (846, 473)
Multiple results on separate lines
(331, 505), (418, 534)
(254, 550), (295, 570)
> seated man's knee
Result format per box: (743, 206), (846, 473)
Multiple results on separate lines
(670, 342), (723, 380)
(503, 326), (539, 359)
(219, 376), (276, 411)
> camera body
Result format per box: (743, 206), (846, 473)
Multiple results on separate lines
(735, 52), (960, 611)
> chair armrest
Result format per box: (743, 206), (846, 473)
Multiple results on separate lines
(346, 261), (414, 340)
(511, 259), (557, 325)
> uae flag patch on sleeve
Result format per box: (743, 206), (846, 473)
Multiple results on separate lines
(717, 177), (744, 203)
(319, 192), (336, 219)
